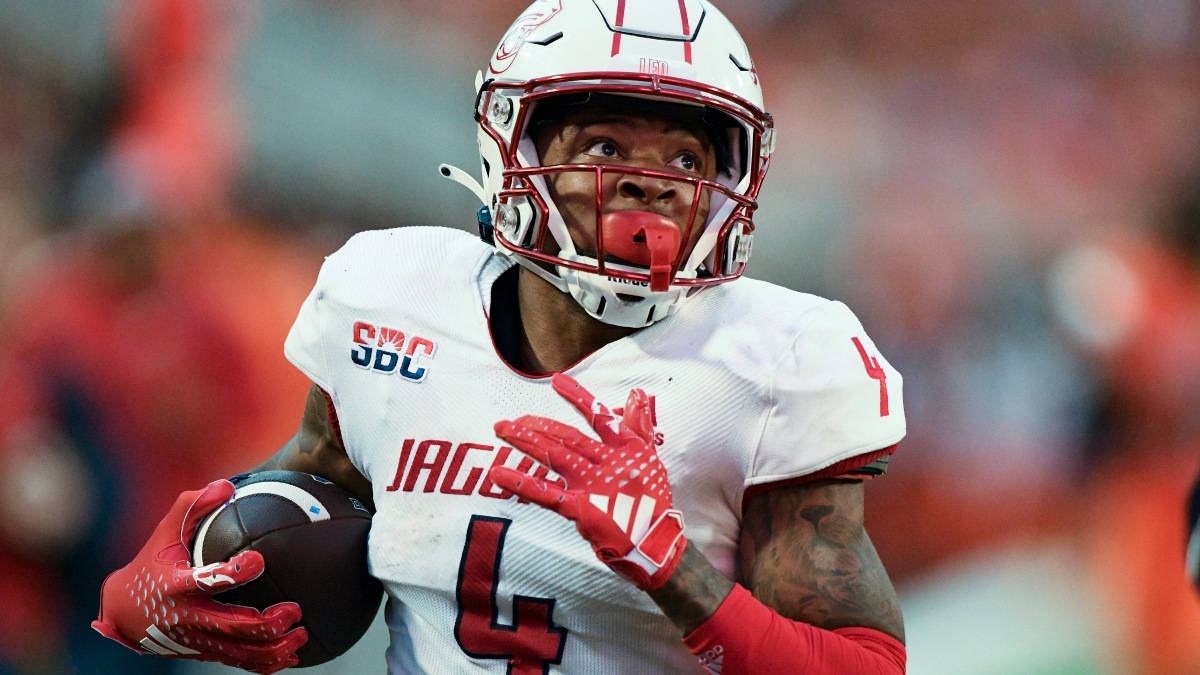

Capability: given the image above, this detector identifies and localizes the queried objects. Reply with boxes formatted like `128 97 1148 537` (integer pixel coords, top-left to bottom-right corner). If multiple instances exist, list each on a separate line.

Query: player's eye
669 152 702 174
584 140 620 158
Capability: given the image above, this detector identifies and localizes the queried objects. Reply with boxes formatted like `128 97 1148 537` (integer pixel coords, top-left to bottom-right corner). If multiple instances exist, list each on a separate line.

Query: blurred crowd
0 1 1198 674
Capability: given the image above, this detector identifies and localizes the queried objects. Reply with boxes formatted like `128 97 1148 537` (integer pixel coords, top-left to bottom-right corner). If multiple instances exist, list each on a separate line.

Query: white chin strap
557 254 692 328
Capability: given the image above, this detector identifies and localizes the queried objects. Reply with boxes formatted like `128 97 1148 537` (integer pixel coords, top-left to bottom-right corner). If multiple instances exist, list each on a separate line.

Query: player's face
534 106 719 265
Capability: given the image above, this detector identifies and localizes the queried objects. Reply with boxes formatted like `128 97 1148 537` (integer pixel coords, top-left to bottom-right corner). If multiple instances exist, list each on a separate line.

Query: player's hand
93 479 307 674
492 373 685 590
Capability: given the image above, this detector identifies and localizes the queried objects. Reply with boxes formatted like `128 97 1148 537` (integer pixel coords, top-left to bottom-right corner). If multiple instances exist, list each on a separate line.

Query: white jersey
284 227 905 674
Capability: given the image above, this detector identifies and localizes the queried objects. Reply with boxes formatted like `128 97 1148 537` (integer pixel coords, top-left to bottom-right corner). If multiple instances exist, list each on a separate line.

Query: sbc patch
350 321 436 381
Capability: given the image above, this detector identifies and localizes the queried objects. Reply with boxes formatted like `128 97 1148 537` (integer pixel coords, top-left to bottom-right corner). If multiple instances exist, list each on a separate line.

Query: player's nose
615 171 681 206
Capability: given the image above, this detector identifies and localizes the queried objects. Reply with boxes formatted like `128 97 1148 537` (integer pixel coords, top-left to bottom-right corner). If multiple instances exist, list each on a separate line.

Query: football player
93 1 908 673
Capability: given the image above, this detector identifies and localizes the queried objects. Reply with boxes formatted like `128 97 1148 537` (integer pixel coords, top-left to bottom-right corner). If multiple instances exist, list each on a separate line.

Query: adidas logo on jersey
350 320 436 381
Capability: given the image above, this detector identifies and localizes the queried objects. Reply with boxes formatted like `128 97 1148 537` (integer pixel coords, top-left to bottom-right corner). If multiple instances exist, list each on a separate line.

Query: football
191 470 383 667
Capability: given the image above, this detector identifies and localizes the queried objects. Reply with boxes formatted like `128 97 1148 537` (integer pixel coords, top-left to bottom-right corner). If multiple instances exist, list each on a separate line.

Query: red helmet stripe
677 0 692 63
611 0 627 56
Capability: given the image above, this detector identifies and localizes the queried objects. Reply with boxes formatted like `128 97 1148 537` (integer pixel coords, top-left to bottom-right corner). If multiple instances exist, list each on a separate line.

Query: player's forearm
646 540 735 635
649 542 905 674
250 441 292 473
245 385 374 508
681 584 906 674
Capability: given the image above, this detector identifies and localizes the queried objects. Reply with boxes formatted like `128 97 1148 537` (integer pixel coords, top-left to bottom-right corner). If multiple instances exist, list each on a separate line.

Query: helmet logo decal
729 53 759 86
639 58 669 76
490 0 563 75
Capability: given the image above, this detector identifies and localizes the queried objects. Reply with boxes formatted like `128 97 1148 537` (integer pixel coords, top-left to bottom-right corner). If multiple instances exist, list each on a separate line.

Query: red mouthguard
600 211 681 292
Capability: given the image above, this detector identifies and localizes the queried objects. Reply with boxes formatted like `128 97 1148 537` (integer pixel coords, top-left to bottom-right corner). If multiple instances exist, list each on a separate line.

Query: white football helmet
440 0 775 327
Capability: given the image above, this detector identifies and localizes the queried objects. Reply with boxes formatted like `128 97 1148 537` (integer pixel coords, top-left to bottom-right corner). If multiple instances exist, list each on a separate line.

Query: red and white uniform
284 227 905 674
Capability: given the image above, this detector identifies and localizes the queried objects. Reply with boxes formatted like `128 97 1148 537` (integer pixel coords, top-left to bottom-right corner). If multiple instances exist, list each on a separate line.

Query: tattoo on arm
253 385 333 472
740 479 904 642
647 542 735 636
252 384 374 510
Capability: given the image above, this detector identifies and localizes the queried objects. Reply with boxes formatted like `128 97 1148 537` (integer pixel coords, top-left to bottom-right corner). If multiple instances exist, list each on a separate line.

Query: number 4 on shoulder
851 337 890 417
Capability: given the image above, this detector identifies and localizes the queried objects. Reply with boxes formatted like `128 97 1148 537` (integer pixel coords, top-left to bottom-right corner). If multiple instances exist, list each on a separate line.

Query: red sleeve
683 584 905 674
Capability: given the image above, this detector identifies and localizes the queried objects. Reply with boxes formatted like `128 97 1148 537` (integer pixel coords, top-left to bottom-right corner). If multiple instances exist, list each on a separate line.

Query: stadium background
0 1 1198 673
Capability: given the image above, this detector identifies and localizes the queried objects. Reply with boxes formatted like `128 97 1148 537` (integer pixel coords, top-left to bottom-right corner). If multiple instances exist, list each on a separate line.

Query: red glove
492 373 685 590
93 479 308 674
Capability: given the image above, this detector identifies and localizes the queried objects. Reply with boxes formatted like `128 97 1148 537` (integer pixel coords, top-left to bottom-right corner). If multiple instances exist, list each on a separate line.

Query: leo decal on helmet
440 0 775 328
